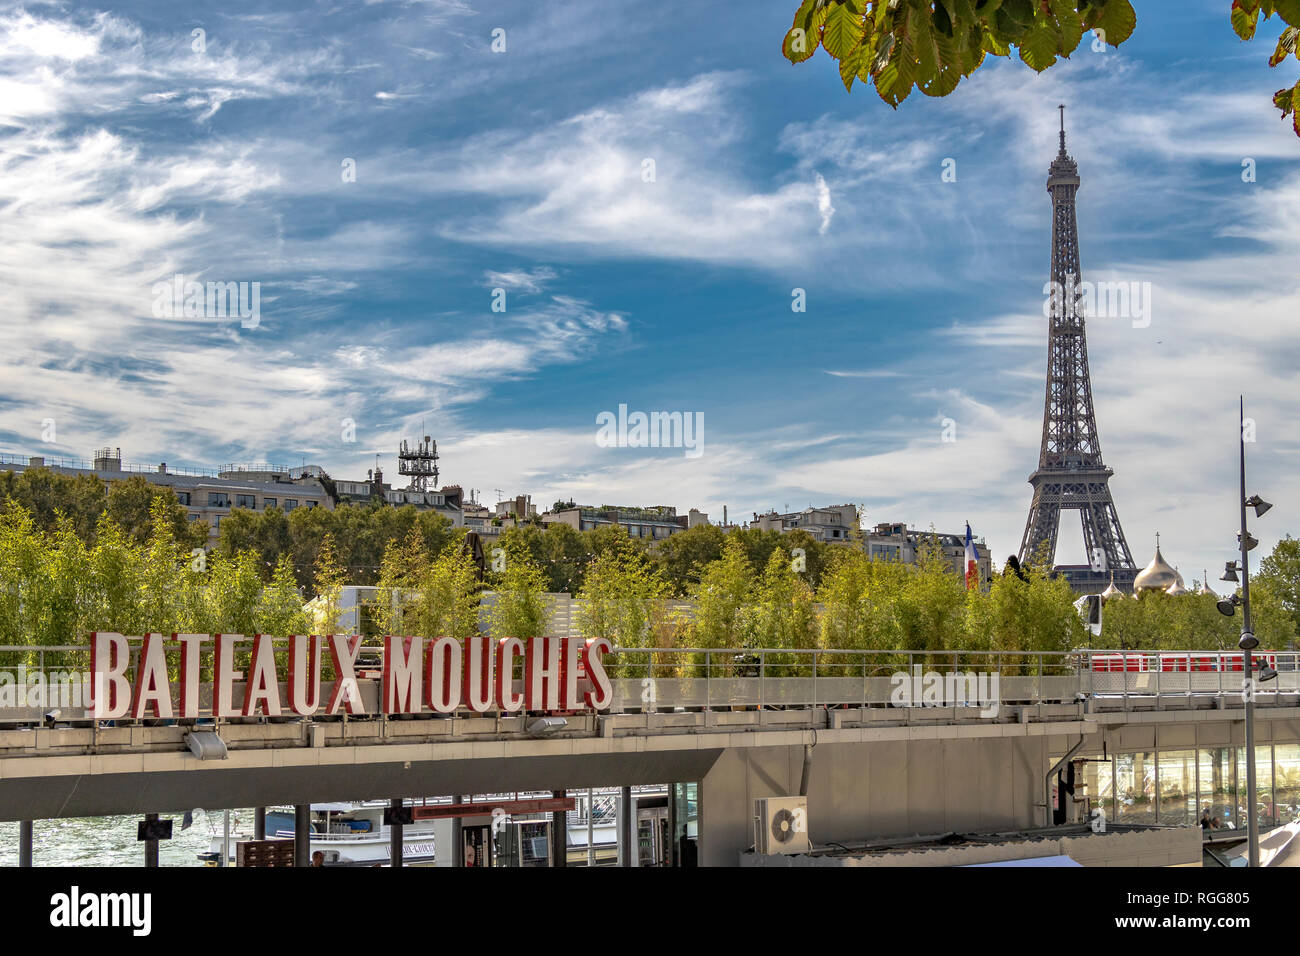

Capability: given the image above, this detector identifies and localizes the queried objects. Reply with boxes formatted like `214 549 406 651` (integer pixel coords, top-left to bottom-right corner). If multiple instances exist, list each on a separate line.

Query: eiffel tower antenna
1018 106 1136 594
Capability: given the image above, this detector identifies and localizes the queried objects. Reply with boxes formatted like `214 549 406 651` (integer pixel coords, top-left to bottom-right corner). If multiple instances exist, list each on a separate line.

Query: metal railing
0 643 1294 727
0 452 221 478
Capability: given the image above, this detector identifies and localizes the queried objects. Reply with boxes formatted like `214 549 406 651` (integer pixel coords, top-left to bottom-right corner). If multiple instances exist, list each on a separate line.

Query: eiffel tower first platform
1017 108 1136 594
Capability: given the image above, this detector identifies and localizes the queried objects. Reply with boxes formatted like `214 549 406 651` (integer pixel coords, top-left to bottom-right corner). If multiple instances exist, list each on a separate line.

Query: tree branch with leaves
781 0 1300 137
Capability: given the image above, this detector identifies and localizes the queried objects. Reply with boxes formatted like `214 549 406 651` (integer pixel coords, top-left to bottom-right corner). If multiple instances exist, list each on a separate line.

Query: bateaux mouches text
90 633 614 720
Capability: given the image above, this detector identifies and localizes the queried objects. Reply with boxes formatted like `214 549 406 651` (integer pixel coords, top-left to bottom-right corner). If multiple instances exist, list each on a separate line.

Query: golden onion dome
1099 575 1125 602
1166 577 1190 597
1133 541 1181 593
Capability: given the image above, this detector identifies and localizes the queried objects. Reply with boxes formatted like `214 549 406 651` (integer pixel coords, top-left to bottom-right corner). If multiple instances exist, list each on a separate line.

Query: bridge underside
0 748 727 822
4 696 1300 867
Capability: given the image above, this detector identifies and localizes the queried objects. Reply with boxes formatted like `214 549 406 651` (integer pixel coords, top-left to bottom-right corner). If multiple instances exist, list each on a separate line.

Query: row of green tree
3 468 1299 659
0 500 346 650
370 528 1300 665
2 468 834 595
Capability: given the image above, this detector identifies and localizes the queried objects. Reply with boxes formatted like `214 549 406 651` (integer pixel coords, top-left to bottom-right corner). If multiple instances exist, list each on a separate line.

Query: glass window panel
1199 747 1237 830
1240 746 1276 830
1080 756 1115 825
1274 744 1300 826
674 782 698 842
1116 752 1156 825
1158 750 1197 826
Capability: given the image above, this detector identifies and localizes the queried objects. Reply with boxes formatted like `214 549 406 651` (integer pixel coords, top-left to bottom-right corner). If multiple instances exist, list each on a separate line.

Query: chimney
157 463 167 474
28 456 44 467
93 447 122 472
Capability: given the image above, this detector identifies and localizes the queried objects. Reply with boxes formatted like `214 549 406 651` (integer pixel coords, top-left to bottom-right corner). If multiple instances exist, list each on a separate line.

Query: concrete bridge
1 645 1297 865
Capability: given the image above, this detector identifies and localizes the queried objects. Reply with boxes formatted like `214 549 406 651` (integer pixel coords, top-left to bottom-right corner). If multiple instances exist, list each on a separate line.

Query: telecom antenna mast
398 435 439 492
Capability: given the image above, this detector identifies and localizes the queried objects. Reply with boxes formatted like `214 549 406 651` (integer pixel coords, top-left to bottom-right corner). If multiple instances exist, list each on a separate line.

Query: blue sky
1 0 1298 583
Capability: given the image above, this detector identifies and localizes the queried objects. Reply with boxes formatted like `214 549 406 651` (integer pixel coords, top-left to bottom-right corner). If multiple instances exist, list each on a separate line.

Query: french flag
964 522 979 590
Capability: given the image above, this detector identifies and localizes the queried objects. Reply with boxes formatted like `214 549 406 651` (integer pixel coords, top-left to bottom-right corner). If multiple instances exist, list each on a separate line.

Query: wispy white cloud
1 0 1298 594
482 266 557 294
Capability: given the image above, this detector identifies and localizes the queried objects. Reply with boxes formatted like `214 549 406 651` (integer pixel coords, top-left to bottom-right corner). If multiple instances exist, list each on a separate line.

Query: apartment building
864 521 993 583
1 449 331 543
541 503 689 542
754 504 859 543
1 445 465 544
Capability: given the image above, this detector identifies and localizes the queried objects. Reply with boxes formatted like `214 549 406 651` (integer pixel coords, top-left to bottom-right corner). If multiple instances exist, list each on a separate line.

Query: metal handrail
0 642 1288 657
0 645 1293 725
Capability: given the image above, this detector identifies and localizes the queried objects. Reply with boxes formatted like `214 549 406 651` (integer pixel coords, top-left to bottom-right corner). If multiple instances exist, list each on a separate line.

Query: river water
0 811 226 866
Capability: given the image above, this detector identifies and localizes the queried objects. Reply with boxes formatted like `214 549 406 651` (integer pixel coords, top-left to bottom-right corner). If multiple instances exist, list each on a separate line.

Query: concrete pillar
222 810 231 868
390 798 404 868
253 807 266 841
619 786 633 867
18 821 32 868
551 789 566 867
432 818 455 867
143 813 159 868
451 795 464 867
667 784 678 868
294 804 310 867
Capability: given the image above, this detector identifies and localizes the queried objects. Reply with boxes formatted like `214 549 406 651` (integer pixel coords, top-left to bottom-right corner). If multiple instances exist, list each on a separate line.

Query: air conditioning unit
753 796 810 855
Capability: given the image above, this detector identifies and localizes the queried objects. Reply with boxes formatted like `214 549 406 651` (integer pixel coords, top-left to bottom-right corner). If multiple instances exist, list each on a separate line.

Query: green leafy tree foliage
964 558 1086 671
373 531 481 639
488 544 551 640
137 498 188 634
105 475 208 549
493 521 657 595
1100 583 1294 652
726 527 834 593
0 502 338 653
815 545 914 667
216 501 457 589
497 522 591 593
37 517 89 653
781 0 1300 136
372 528 430 636
0 468 109 541
816 542 875 661
895 536 969 655
0 508 45 648
204 549 265 636
576 541 671 677
308 533 348 633
1257 536 1300 642
684 538 755 675
84 514 146 637
214 506 293 576
749 549 819 675
784 528 834 591
256 556 309 638
413 547 483 640
652 523 727 594
0 468 206 549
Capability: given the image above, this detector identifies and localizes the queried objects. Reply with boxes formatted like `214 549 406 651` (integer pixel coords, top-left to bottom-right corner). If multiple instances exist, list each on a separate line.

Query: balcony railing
0 643 1294 728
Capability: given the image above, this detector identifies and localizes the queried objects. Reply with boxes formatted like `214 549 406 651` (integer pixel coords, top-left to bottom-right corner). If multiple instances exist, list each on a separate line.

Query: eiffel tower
1017 106 1136 593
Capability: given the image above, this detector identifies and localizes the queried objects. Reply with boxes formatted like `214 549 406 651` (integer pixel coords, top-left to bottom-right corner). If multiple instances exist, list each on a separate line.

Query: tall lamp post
1217 396 1275 868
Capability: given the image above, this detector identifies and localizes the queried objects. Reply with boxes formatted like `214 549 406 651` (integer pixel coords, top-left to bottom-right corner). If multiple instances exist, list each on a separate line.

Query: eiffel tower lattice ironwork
1017 106 1136 591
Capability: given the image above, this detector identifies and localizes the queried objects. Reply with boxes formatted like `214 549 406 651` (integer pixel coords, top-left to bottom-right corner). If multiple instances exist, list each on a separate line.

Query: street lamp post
1218 397 1276 868
1237 397 1260 870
